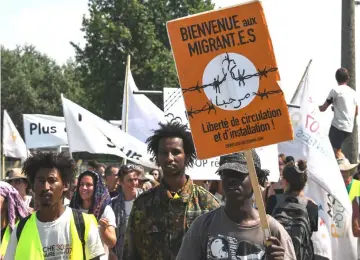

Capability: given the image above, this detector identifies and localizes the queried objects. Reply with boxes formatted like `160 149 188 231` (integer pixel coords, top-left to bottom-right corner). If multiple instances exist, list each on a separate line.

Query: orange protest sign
167 1 293 159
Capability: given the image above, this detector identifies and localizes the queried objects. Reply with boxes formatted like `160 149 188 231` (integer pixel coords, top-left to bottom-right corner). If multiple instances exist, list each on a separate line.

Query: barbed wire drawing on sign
182 52 278 94
187 101 217 119
253 89 283 100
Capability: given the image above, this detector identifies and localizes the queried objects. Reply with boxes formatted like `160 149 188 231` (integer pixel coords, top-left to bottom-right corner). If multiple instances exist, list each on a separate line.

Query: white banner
2 110 28 160
163 88 280 181
278 73 356 259
61 96 155 168
22 115 122 149
122 70 165 143
23 114 68 149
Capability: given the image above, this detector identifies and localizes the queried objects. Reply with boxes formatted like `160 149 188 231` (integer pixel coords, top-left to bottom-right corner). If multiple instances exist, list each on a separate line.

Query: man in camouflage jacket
123 122 220 259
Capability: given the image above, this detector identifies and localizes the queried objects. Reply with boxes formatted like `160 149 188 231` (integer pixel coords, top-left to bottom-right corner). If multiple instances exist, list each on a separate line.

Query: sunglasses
120 164 144 172
9 179 25 185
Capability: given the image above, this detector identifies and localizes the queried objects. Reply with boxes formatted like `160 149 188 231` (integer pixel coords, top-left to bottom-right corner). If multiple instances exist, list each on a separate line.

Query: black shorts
329 125 350 149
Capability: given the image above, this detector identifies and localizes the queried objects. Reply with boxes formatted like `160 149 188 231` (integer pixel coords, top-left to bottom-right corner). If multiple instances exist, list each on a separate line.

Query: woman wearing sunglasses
70 170 117 258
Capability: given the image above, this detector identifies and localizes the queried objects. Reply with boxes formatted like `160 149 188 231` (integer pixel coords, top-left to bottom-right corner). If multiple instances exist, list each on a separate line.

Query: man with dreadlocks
176 150 296 260
123 122 220 260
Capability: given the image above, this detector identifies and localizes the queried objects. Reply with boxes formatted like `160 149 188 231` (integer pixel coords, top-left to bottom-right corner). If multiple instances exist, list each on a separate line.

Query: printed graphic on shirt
207 235 265 260
43 244 72 260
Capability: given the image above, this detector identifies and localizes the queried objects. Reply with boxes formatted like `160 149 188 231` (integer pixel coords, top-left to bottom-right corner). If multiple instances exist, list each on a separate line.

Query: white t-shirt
4 207 105 260
63 198 70 207
23 195 32 208
327 85 357 132
124 200 134 227
80 205 116 257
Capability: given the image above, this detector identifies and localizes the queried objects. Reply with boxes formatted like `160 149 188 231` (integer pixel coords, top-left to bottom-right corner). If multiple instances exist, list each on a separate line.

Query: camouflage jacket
123 176 220 260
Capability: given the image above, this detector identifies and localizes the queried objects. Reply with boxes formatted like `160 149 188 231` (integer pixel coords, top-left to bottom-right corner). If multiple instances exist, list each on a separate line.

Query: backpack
272 195 314 260
16 209 86 260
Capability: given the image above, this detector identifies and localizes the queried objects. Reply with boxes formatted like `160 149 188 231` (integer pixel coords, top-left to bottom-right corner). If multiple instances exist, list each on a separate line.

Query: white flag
62 96 155 168
278 73 356 260
2 110 27 160
122 70 165 143
23 114 68 148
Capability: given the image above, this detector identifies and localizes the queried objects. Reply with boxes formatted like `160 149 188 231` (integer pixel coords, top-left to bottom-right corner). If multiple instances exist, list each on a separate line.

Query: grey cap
216 150 261 174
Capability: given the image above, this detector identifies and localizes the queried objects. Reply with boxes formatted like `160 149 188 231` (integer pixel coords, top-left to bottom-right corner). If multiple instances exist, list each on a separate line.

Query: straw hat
6 168 28 183
337 158 358 171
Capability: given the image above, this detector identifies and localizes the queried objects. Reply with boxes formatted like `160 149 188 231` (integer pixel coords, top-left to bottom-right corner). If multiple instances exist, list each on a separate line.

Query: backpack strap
72 209 86 260
16 214 32 241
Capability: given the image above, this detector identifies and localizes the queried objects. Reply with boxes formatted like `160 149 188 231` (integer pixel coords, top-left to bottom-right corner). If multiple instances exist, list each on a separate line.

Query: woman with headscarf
69 170 116 258
0 181 30 257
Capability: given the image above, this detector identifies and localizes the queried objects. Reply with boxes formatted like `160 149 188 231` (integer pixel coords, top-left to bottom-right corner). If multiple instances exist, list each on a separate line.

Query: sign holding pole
167 0 293 241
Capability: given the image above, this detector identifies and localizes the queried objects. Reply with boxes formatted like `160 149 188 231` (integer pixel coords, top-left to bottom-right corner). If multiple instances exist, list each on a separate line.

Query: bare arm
99 218 117 248
319 100 331 112
355 105 358 117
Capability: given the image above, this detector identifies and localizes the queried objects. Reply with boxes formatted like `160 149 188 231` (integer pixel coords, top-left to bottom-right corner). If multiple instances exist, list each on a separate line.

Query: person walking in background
64 177 78 206
5 168 34 211
337 157 360 260
149 168 162 182
266 160 318 260
110 164 143 260
104 164 120 198
70 170 116 258
0 181 30 258
319 68 358 159
5 151 105 260
124 122 220 260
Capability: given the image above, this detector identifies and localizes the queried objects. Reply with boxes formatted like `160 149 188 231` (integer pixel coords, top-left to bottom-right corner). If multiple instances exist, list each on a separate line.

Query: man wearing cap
176 150 296 260
6 168 33 210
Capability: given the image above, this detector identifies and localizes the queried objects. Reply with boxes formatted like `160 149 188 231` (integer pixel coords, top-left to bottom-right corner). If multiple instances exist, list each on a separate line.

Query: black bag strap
72 209 86 260
16 214 32 241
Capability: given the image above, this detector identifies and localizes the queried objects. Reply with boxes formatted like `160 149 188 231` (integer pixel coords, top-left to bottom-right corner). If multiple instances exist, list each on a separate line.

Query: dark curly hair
146 122 196 167
282 159 308 192
335 68 349 84
22 151 75 186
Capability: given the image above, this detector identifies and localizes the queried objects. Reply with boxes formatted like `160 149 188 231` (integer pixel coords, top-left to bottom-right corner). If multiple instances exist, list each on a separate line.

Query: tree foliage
1 45 86 132
72 0 214 119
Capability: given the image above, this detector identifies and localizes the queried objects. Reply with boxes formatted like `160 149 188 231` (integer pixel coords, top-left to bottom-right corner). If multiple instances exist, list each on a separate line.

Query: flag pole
290 59 312 104
123 55 131 165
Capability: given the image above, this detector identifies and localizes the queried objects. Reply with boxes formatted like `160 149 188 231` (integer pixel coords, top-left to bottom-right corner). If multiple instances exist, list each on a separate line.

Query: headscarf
69 170 111 220
0 181 30 230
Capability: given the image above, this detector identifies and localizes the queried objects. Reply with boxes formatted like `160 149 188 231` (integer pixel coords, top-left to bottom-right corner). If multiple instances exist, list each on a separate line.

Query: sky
1 0 359 107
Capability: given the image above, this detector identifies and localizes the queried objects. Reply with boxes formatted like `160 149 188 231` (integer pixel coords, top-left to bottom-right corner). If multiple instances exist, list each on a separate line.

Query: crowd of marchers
1 68 360 260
